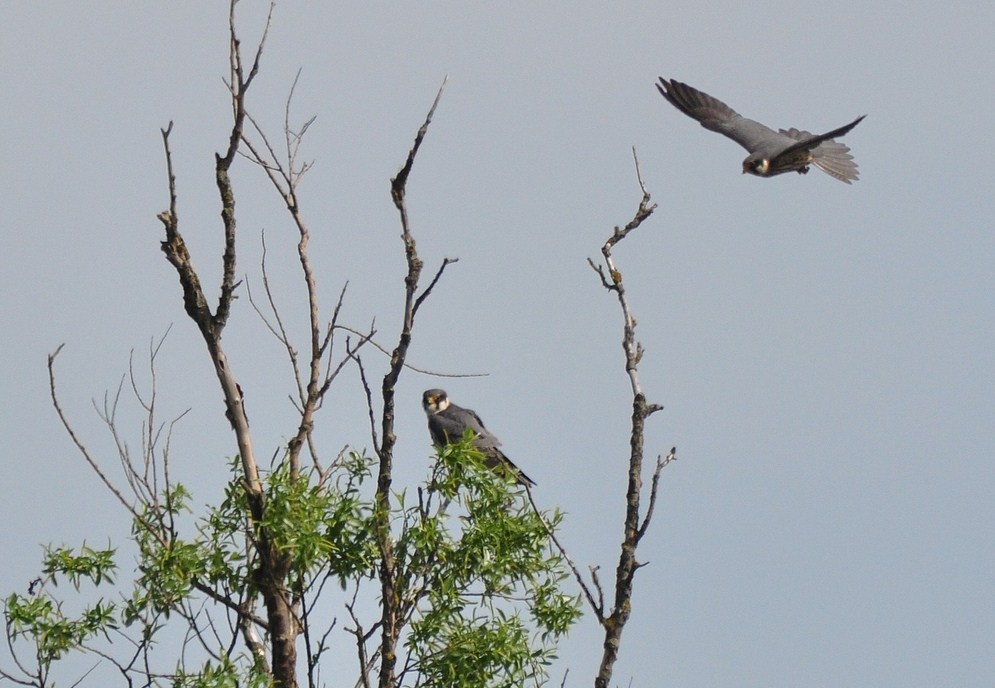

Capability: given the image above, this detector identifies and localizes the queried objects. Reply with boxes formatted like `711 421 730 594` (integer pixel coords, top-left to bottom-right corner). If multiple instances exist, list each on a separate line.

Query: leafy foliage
170 654 274 688
5 545 118 672
2 442 579 687
400 436 581 687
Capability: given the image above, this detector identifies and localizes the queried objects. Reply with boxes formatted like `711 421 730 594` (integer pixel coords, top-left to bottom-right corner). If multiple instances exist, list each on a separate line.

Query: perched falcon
656 78 865 183
422 389 535 488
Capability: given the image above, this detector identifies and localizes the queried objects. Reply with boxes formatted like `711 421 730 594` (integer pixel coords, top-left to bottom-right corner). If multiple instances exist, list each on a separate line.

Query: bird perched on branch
422 389 535 488
656 77 865 183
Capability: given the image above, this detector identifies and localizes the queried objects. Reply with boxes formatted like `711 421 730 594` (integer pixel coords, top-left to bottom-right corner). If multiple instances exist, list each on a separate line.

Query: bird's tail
781 127 860 184
485 449 536 488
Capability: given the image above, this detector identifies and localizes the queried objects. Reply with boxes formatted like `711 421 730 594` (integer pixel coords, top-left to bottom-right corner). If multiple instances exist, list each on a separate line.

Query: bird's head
422 389 450 415
742 155 769 176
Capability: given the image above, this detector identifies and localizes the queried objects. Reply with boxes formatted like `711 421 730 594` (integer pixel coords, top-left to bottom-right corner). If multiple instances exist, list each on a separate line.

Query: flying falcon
656 77 865 183
422 389 535 488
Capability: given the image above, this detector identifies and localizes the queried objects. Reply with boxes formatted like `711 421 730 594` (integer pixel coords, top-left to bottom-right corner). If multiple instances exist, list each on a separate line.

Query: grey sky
2 2 993 686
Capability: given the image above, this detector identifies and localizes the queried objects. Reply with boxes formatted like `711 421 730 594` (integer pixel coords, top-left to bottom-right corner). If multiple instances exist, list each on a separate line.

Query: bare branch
391 76 448 206
590 565 606 617
353 349 379 453
248 231 304 400
588 148 675 688
238 598 270 675
593 148 657 399
526 489 603 621
283 69 316 187
156 6 310 687
374 76 448 688
606 148 656 249
346 599 372 688
48 346 148 530
380 76 450 457
638 447 676 540
66 661 101 688
412 257 458 317
336 324 486 378
188 580 270 633
157 124 259 496
322 282 350 366
237 73 341 482
0 646 41 687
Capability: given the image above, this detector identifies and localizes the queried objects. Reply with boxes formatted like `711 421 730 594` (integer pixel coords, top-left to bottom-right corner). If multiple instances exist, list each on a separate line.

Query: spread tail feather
781 127 860 184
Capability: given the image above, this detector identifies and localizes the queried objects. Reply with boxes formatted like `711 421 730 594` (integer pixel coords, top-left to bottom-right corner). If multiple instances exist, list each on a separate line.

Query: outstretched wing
777 115 865 183
657 78 783 154
776 115 865 157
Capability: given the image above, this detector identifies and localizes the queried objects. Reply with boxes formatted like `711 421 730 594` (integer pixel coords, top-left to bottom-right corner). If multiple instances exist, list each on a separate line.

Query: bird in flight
656 78 865 183
422 389 535 488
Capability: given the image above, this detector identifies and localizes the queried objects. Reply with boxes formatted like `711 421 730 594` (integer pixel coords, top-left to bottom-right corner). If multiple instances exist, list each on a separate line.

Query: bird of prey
656 77 865 183
422 389 535 488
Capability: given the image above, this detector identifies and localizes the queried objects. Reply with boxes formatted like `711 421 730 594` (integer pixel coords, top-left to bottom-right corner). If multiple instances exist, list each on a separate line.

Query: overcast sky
2 2 994 686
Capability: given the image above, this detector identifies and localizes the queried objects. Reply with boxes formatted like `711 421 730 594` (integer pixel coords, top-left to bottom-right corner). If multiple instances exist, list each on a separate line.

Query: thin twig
346 595 372 688
48 346 149 530
526 489 603 621
336 324 485 378
638 447 676 540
